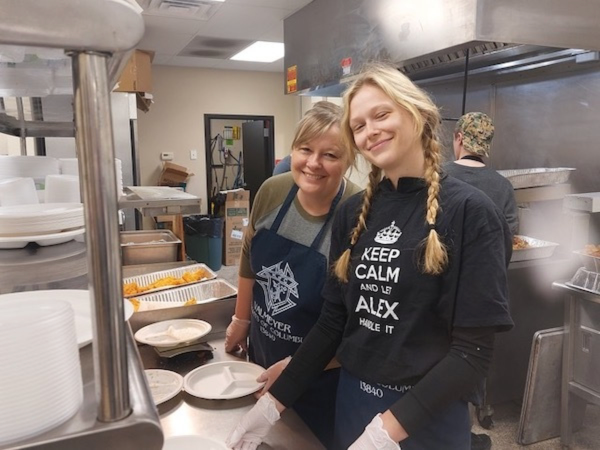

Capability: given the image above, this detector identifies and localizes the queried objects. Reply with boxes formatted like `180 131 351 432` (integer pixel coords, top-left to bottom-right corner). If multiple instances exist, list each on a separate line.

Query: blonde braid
334 166 382 282
421 132 448 274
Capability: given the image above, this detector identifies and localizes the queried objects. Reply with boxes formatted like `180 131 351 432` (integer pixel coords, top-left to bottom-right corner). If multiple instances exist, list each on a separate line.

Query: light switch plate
190 149 198 160
161 152 174 161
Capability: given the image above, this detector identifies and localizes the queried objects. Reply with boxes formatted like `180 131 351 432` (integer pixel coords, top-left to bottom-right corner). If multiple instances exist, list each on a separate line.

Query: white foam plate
162 435 228 450
0 290 134 348
0 227 85 249
183 361 265 400
144 369 184 406
134 319 212 348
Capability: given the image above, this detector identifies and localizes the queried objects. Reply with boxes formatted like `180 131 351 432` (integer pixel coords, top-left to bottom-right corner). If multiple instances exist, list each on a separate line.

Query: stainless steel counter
138 335 324 449
125 262 325 449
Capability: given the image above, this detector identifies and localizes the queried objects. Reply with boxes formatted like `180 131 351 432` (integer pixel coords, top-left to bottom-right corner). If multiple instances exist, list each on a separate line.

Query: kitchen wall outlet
160 152 174 161
190 149 198 160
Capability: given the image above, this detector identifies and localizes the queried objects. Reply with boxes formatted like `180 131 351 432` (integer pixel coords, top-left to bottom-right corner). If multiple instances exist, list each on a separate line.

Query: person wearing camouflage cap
444 112 518 235
455 112 495 157
445 114 517 450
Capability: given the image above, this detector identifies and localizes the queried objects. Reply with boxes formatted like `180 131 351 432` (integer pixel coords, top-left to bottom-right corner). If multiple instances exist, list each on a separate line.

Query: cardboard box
114 50 154 93
158 162 193 188
222 189 250 266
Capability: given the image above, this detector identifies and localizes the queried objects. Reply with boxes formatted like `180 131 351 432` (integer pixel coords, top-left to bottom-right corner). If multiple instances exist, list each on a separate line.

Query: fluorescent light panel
230 41 284 63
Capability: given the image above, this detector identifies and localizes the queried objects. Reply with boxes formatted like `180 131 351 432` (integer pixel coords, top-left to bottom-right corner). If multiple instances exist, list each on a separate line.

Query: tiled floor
473 401 599 449
216 264 600 449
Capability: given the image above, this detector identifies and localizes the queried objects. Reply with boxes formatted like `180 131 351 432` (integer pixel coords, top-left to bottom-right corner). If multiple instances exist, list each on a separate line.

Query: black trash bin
183 215 223 271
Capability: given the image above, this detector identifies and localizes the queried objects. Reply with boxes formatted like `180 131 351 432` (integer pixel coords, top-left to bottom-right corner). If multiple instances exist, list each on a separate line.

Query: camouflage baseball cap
455 112 494 157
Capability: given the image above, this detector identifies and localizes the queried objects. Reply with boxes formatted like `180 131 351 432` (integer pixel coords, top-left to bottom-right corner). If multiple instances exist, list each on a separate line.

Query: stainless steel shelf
119 187 202 217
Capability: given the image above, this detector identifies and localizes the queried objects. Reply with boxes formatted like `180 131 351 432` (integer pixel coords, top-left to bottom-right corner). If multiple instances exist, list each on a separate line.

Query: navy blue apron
334 369 471 450
249 182 344 448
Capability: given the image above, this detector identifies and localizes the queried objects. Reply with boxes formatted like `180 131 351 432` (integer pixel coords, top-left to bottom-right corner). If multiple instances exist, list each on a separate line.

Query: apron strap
270 184 300 233
270 180 346 249
310 180 345 249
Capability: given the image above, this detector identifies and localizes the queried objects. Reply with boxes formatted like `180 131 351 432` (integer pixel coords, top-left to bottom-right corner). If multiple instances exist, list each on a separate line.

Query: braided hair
334 63 447 282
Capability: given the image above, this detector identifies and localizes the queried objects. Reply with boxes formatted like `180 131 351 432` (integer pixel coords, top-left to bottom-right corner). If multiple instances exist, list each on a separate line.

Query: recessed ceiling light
230 41 284 63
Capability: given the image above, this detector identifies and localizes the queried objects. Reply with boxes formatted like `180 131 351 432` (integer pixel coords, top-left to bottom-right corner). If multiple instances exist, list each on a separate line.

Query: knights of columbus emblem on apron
256 261 299 316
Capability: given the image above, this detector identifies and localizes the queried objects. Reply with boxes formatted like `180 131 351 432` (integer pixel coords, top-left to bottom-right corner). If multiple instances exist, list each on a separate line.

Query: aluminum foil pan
511 235 559 262
573 250 600 273
497 168 575 189
129 278 237 312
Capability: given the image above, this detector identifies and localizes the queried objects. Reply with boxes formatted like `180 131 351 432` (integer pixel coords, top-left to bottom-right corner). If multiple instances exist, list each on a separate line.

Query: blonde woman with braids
227 64 513 450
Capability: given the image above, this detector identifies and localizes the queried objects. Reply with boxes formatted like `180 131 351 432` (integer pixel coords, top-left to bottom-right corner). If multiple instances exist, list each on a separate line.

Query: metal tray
511 235 559 262
567 267 600 294
573 250 600 273
129 278 237 312
517 328 587 445
120 230 181 265
123 263 217 298
498 167 575 189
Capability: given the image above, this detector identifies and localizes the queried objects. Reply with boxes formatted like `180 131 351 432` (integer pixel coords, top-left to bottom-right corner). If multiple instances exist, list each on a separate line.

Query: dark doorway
204 114 275 213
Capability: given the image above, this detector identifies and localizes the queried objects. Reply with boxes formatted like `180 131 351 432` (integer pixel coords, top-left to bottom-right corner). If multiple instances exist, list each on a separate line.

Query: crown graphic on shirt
374 221 402 245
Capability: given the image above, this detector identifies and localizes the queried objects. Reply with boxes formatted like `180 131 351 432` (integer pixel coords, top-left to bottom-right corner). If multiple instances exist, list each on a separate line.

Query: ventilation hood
283 0 600 95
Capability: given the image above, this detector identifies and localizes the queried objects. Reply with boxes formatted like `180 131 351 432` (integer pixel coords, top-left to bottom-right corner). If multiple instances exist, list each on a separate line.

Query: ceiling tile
225 0 313 11
152 53 174 65
142 13 207 35
138 29 195 54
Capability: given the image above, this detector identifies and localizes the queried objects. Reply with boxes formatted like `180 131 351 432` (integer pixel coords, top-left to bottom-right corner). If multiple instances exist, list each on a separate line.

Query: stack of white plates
0 299 83 446
0 203 84 249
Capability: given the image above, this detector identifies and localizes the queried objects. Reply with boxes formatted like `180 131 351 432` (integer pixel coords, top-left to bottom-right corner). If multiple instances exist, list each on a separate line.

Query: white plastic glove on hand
225 315 250 353
226 393 281 450
348 414 401 450
255 356 291 399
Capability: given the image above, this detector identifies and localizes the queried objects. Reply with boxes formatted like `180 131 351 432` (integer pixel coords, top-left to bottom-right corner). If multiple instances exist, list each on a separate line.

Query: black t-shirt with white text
319 175 514 387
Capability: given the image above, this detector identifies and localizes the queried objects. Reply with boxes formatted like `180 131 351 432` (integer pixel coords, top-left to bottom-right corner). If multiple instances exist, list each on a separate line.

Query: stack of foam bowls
0 155 60 190
0 299 83 446
0 177 39 206
59 158 124 196
45 174 81 203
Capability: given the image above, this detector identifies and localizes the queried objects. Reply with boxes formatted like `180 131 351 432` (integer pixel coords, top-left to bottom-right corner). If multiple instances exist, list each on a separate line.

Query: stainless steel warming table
552 282 600 449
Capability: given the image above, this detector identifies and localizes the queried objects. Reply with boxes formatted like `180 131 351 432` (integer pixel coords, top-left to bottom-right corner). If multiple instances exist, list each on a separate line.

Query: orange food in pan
583 244 600 257
512 236 530 250
123 268 211 296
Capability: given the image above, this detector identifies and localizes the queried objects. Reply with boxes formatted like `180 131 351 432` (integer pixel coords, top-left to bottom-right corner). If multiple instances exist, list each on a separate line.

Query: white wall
137 66 301 213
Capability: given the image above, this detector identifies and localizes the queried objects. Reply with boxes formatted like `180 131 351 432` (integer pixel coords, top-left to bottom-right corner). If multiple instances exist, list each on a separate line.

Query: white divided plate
0 227 85 249
162 435 228 450
183 361 265 400
134 319 212 348
144 369 184 405
0 290 134 348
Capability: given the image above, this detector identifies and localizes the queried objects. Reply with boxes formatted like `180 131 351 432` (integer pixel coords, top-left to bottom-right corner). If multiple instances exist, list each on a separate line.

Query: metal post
70 51 131 422
15 96 27 155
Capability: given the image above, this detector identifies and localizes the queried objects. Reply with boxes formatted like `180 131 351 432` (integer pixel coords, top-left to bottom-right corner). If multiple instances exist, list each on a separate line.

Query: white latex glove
225 315 250 353
348 414 401 450
255 356 291 399
226 393 281 450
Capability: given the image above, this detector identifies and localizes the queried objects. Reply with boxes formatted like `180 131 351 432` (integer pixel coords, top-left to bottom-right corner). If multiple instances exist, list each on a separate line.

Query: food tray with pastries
127 278 237 313
511 235 559 262
573 244 600 273
123 263 217 298
497 167 575 189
